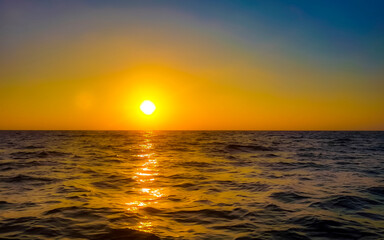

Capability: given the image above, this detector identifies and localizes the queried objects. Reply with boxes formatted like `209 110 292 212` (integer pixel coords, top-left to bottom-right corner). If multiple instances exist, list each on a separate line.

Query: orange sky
0 1 383 130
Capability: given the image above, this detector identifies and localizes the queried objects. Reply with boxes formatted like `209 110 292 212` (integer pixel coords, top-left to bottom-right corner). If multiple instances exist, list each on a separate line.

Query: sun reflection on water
125 131 165 233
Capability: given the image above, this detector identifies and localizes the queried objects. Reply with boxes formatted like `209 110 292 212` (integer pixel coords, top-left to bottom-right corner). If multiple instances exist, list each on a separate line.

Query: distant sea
0 131 383 239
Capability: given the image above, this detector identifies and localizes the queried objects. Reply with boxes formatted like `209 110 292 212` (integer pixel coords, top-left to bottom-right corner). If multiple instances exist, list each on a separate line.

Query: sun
140 100 156 115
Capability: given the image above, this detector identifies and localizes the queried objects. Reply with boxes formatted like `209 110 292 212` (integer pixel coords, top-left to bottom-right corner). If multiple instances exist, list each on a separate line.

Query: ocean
0 131 383 239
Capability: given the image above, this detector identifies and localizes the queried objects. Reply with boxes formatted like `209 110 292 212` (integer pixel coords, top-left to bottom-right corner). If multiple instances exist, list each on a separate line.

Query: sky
0 0 383 130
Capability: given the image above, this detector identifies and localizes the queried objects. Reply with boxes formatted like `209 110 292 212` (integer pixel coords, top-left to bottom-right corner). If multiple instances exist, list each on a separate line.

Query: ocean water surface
0 131 383 239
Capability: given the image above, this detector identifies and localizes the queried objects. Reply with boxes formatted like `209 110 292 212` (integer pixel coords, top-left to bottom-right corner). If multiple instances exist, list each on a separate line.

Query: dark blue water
0 131 383 239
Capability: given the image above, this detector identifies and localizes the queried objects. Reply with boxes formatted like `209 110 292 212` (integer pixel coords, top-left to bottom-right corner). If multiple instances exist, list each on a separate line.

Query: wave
366 186 384 197
214 180 270 192
56 185 89 194
270 191 309 203
356 211 384 220
93 228 160 240
168 208 246 222
179 161 214 168
16 145 44 150
287 215 379 239
174 182 197 188
0 174 58 183
10 150 71 159
310 195 381 210
92 181 123 190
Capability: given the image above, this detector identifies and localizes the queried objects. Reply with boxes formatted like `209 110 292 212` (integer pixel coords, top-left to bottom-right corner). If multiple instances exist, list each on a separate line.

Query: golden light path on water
126 131 165 233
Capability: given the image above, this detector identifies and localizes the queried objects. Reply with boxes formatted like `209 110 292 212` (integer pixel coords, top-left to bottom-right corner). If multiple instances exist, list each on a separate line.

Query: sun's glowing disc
140 100 156 115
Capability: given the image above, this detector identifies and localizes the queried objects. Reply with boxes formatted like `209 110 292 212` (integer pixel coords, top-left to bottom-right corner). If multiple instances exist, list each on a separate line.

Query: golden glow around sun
140 100 156 115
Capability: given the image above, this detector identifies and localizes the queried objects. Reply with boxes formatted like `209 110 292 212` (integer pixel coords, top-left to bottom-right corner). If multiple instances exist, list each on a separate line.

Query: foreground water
0 131 383 240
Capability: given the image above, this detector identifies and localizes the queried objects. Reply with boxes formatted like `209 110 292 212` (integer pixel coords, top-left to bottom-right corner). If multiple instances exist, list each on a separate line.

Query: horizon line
0 129 383 132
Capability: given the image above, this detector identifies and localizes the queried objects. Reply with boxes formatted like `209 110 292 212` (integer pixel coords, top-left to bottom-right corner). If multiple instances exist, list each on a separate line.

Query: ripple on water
10 150 71 159
310 195 381 211
270 191 309 203
0 174 59 183
366 186 384 197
